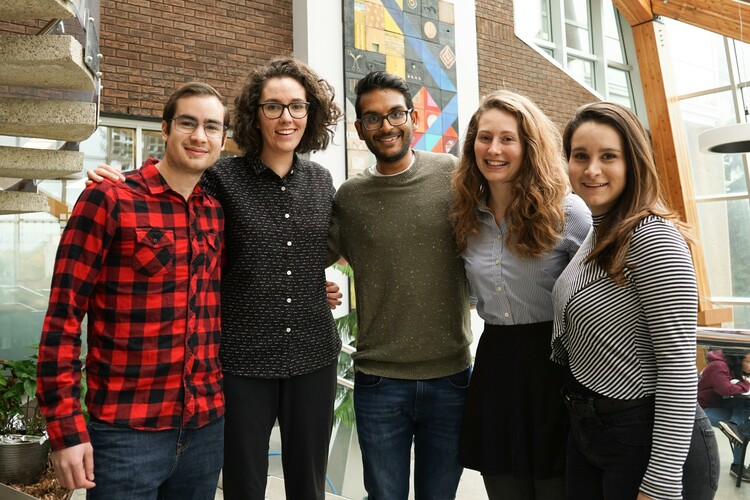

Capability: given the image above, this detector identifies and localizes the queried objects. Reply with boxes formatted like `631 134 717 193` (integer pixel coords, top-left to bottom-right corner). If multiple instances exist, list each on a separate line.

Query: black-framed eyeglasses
171 116 227 138
258 101 310 119
358 109 413 131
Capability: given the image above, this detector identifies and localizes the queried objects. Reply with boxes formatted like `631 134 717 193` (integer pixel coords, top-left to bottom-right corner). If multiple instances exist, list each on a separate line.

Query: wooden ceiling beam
618 0 750 41
611 0 653 26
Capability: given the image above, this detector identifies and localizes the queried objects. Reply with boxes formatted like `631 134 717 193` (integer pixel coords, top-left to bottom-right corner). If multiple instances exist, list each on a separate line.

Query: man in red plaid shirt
37 82 228 498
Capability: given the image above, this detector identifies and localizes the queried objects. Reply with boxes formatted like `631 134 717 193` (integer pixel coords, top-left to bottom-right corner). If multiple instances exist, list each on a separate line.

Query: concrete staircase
0 0 99 215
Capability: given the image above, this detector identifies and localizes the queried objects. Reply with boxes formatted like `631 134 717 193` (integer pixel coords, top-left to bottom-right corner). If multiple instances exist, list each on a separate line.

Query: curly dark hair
354 71 413 119
233 57 342 155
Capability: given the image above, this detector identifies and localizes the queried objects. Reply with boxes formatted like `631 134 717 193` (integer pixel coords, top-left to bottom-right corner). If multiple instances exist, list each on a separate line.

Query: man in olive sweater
329 71 472 499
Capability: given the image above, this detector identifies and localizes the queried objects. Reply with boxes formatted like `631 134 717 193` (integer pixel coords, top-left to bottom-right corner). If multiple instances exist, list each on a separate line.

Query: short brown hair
233 57 343 155
162 82 230 133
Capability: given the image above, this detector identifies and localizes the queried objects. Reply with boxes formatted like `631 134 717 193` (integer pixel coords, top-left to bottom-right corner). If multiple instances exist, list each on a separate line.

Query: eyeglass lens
172 117 225 137
361 109 411 130
260 102 310 119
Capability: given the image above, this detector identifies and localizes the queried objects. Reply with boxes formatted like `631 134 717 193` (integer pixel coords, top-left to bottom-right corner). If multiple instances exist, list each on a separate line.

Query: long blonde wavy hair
451 90 569 257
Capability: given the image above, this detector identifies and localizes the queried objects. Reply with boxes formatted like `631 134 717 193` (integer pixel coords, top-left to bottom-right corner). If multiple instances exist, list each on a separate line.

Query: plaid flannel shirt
37 161 224 451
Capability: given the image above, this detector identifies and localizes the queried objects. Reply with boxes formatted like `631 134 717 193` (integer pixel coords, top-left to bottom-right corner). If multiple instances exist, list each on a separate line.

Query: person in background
451 90 591 499
552 101 718 499
37 82 228 498
88 57 344 500
699 349 750 481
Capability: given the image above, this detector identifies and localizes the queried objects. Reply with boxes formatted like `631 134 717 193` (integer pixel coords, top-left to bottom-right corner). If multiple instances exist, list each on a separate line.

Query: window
514 0 643 114
667 19 750 328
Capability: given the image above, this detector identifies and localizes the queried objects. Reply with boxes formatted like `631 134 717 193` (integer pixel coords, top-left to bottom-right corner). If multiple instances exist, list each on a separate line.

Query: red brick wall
474 0 597 129
99 0 294 118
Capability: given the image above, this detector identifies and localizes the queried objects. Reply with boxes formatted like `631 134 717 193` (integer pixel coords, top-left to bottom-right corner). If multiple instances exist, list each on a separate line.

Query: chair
719 423 750 488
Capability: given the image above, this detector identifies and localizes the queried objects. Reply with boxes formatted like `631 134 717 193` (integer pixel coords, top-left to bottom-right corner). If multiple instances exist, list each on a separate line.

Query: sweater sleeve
628 219 697 500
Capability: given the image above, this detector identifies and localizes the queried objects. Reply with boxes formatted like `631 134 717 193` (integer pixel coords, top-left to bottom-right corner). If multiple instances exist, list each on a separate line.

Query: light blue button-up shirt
462 193 591 325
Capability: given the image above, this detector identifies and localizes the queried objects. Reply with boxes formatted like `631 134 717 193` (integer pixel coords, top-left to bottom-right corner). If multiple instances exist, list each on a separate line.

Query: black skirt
459 321 567 478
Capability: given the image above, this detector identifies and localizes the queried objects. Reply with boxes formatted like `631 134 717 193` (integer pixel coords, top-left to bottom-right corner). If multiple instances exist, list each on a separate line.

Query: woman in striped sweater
551 101 719 499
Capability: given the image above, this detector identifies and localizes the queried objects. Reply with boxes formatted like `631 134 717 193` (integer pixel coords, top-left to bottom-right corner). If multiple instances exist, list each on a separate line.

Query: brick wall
474 0 597 129
99 0 294 118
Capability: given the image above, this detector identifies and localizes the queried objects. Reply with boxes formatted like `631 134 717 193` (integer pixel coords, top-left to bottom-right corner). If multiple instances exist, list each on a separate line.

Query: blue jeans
353 369 469 500
86 416 224 500
705 400 750 465
566 401 718 500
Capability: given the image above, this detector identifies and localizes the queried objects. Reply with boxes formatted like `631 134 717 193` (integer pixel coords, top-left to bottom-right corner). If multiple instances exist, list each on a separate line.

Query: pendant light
698 0 750 154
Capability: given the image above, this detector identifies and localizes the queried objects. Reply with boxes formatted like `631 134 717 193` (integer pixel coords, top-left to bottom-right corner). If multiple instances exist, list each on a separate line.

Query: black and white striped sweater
552 214 698 500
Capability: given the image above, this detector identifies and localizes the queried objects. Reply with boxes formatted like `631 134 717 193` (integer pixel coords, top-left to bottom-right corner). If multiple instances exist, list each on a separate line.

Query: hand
50 442 96 490
636 492 653 500
326 280 343 309
85 164 126 186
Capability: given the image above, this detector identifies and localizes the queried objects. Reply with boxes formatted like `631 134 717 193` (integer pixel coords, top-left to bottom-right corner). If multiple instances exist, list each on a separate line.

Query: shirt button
504 312 510 318
287 298 292 303
495 259 500 265
284 213 290 218
287 270 292 275
281 186 286 191
287 241 292 246
496 286 503 292
286 327 291 333
497 234 501 240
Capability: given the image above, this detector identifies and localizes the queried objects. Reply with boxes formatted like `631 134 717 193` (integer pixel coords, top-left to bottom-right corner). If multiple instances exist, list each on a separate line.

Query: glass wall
667 20 750 328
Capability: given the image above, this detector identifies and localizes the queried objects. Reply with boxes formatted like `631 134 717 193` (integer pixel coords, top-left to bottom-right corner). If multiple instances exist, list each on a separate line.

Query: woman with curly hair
451 90 591 499
552 101 718 499
87 57 344 500
202 57 343 500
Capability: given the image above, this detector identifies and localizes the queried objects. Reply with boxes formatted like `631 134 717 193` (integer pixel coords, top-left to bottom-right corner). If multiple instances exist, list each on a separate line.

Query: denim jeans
705 399 750 465
566 401 718 500
86 416 224 500
353 369 469 500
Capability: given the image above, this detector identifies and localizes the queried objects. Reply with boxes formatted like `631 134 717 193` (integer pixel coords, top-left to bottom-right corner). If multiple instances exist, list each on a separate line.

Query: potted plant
0 352 50 485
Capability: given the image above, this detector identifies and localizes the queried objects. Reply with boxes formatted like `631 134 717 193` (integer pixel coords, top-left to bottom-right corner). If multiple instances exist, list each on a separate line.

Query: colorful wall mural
343 0 459 177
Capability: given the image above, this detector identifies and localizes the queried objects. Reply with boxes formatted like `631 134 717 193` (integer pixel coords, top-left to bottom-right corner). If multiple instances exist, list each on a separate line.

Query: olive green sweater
330 150 472 379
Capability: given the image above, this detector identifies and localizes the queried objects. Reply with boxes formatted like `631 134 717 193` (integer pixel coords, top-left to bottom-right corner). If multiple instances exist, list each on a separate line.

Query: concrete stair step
0 97 96 142
0 146 83 179
0 0 76 21
0 35 94 91
0 191 49 215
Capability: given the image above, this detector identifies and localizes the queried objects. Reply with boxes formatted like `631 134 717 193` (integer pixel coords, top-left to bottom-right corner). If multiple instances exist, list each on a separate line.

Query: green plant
0 355 45 436
332 263 357 428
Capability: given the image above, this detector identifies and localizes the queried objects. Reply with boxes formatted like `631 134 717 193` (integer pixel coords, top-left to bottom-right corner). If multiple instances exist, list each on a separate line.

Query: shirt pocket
202 229 220 276
133 227 175 276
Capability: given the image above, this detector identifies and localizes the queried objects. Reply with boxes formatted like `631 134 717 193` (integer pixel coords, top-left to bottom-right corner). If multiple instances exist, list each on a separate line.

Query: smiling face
473 108 524 189
567 120 627 216
257 76 308 164
161 94 226 176
355 88 418 173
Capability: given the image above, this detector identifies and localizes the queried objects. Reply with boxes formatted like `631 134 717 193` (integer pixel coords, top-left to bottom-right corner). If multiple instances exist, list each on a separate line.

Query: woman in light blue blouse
451 91 591 499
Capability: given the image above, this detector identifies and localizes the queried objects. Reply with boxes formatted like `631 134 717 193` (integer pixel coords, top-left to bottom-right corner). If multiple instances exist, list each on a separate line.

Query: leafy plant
0 355 45 436
332 263 357 428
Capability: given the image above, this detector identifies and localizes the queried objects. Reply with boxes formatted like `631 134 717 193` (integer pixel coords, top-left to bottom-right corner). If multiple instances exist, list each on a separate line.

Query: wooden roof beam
654 0 750 41
612 0 654 26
